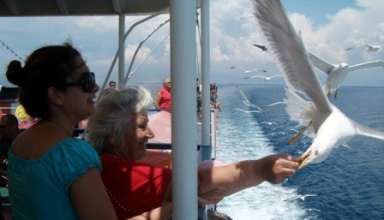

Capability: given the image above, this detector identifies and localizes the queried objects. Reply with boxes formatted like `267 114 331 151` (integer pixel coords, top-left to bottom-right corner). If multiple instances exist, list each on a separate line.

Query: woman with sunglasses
5 44 118 220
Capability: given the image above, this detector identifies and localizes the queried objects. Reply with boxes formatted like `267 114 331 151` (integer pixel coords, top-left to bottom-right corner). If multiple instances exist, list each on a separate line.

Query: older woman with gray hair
88 86 299 220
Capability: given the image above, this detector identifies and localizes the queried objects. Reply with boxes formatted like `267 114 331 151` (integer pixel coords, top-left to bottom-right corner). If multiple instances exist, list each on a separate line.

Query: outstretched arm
123 154 299 219
197 154 299 204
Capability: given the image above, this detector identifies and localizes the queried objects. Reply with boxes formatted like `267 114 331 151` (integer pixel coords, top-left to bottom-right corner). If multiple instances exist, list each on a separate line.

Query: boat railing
145 143 212 159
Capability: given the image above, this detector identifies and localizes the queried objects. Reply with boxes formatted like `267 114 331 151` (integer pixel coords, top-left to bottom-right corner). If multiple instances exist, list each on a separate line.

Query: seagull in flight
252 43 268 52
230 66 265 74
364 44 381 52
292 53 384 143
235 108 262 114
252 0 384 168
345 46 355 51
244 74 281 80
284 194 317 202
308 52 384 98
266 101 286 107
345 44 381 53
238 88 263 111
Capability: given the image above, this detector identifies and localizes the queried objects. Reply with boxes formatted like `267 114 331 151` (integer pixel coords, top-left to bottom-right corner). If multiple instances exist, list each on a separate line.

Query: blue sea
215 84 384 220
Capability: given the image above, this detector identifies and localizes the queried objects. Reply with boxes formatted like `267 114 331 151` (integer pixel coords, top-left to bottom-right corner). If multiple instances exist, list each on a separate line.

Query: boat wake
215 87 313 220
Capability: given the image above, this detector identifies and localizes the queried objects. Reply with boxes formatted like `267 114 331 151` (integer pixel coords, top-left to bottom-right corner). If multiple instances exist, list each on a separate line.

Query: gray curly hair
87 86 153 153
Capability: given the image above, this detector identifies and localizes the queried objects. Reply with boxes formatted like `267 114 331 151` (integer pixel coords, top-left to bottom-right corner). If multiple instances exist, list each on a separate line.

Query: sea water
215 84 384 220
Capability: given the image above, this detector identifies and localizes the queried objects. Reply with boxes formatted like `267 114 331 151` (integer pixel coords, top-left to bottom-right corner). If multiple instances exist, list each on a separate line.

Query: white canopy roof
0 0 170 16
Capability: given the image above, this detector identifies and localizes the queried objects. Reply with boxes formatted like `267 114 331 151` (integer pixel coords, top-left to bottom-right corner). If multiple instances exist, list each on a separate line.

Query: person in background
196 78 202 113
210 83 221 110
15 104 37 129
0 114 21 158
88 86 299 220
0 114 20 219
5 44 118 220
108 81 117 89
155 78 172 112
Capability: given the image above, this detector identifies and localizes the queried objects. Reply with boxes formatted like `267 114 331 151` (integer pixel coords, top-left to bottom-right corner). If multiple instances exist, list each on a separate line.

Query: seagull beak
298 148 312 169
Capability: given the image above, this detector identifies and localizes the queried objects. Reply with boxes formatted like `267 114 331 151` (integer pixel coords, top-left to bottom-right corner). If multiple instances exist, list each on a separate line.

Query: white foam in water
215 108 311 220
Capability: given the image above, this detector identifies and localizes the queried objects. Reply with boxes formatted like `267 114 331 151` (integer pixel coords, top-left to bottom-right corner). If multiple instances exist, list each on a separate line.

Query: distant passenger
88 86 299 220
0 114 20 158
155 78 172 111
15 104 36 129
5 44 118 220
196 78 202 113
210 83 221 110
108 81 117 89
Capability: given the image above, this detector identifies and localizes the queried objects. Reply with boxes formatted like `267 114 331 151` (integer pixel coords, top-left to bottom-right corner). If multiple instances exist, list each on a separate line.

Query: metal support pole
99 13 161 95
201 0 211 146
118 14 125 89
170 0 198 219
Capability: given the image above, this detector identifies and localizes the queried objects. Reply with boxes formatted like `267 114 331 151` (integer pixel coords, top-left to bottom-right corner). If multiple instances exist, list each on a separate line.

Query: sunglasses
64 72 96 93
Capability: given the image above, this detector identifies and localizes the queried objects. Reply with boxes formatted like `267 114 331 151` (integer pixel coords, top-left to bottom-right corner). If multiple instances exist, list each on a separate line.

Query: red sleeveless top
101 154 172 219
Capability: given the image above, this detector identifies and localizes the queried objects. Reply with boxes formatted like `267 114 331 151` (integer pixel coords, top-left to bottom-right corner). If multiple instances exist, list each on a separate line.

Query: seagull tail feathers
354 122 384 141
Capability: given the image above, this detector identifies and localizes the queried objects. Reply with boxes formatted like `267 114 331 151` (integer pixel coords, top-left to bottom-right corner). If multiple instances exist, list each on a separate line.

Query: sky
1 0 384 87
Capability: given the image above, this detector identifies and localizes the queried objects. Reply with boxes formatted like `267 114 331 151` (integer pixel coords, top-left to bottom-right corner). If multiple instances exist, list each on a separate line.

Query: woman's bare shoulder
12 123 68 160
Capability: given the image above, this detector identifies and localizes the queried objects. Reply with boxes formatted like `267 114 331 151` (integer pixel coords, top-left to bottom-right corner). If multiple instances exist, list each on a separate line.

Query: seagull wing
245 68 261 74
266 101 286 107
235 108 261 114
252 0 332 115
249 75 266 79
308 53 335 75
349 60 384 72
253 43 268 51
238 88 263 111
239 88 252 105
345 46 355 51
269 74 282 79
364 44 381 52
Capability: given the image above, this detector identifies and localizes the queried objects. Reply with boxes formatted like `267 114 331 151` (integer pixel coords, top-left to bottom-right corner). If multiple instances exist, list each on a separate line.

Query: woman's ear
47 86 65 106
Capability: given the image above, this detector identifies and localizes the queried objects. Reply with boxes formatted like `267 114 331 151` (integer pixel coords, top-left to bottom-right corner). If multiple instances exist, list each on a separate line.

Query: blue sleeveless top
8 138 101 220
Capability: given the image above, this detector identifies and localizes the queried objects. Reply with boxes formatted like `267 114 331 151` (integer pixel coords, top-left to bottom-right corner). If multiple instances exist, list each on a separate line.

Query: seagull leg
288 121 312 144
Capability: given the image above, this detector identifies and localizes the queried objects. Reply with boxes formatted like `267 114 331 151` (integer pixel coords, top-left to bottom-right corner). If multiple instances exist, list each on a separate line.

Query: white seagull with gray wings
252 0 384 168
308 53 384 98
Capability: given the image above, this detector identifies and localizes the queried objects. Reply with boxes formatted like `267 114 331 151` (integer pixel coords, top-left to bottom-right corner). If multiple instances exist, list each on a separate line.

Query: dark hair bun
6 60 25 86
